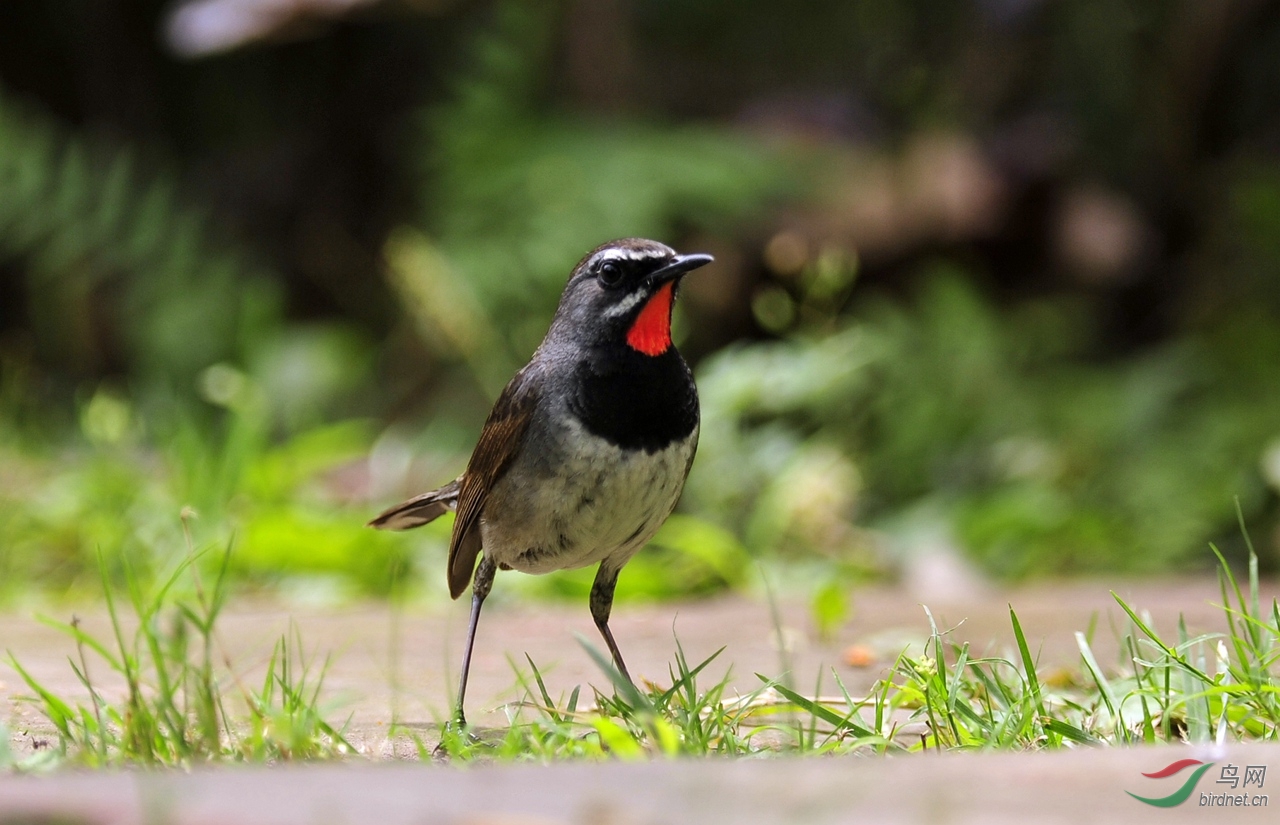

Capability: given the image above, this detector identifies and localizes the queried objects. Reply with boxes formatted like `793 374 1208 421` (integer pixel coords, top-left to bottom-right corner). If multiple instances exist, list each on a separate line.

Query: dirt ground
3 577 1276 757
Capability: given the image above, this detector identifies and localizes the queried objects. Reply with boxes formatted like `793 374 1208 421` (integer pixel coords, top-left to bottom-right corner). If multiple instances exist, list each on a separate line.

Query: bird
369 238 713 725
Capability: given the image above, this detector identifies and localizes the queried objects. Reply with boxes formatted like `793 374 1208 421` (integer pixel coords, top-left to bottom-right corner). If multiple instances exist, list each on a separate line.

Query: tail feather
368 479 460 530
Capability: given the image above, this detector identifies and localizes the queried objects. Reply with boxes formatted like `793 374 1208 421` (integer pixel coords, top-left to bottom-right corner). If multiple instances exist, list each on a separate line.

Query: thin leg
590 565 632 683
454 554 496 726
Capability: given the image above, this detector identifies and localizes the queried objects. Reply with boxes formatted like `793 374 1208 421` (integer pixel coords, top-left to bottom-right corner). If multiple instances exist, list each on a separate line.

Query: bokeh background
3 0 1280 610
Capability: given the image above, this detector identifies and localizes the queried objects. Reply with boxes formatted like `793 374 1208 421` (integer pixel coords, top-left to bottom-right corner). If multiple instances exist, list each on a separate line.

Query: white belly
479 416 696 574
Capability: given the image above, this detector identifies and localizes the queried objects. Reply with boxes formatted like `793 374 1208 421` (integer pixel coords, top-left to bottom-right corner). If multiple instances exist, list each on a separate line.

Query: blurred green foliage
0 386 411 600
0 87 278 386
2 0 1280 603
692 264 1280 577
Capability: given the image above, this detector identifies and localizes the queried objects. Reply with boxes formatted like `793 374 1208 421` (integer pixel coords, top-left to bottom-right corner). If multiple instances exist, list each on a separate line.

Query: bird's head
548 238 714 357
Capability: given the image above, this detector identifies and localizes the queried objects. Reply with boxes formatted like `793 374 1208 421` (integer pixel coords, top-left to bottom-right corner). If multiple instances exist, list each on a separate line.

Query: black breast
569 347 699 452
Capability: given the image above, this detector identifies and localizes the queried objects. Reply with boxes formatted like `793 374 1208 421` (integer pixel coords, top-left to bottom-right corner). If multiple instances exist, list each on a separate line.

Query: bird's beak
648 253 714 285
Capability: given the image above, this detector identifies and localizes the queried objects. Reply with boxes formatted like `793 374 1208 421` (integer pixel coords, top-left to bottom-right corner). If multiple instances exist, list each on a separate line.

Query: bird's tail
367 479 460 530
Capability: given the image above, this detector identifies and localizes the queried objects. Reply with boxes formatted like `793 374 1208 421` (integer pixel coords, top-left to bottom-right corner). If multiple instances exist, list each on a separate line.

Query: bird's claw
432 717 480 758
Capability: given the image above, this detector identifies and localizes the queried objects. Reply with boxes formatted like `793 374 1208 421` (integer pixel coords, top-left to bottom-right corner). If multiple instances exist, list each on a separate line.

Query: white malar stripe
601 288 649 319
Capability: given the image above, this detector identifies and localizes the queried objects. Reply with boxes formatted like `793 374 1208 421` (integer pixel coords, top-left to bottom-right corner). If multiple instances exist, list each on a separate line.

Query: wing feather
447 366 540 598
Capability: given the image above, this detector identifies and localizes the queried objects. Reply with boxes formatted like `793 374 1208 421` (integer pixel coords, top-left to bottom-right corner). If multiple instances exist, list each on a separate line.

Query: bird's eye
597 260 623 287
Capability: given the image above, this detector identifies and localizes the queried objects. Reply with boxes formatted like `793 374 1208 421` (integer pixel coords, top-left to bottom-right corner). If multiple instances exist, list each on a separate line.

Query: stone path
1 743 1277 823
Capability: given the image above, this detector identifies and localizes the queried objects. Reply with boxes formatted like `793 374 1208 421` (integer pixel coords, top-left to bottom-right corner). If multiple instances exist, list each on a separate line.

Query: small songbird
370 238 713 724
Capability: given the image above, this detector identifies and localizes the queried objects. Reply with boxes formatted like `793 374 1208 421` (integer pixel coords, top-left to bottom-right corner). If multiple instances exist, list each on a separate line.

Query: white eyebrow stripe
597 248 670 263
601 289 649 319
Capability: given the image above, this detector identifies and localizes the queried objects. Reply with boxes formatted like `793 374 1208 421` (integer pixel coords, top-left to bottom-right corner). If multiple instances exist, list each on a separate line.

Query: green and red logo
1127 759 1215 807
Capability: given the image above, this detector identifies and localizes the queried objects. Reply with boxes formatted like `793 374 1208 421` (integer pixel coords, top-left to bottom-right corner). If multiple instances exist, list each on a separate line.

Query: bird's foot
431 717 480 759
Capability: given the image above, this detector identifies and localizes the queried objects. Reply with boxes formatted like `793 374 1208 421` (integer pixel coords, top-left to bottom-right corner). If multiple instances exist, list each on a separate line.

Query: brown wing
447 365 540 598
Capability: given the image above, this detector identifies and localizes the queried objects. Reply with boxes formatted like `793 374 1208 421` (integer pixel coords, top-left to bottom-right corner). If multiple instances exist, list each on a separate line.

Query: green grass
4 526 352 769
4 526 1278 769
427 511 1279 760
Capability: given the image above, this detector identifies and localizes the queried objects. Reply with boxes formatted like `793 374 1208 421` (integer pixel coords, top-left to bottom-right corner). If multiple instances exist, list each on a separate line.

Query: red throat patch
626 282 675 356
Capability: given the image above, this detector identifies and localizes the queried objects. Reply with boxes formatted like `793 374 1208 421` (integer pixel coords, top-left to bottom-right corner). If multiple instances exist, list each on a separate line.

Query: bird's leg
589 565 632 684
454 554 497 727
